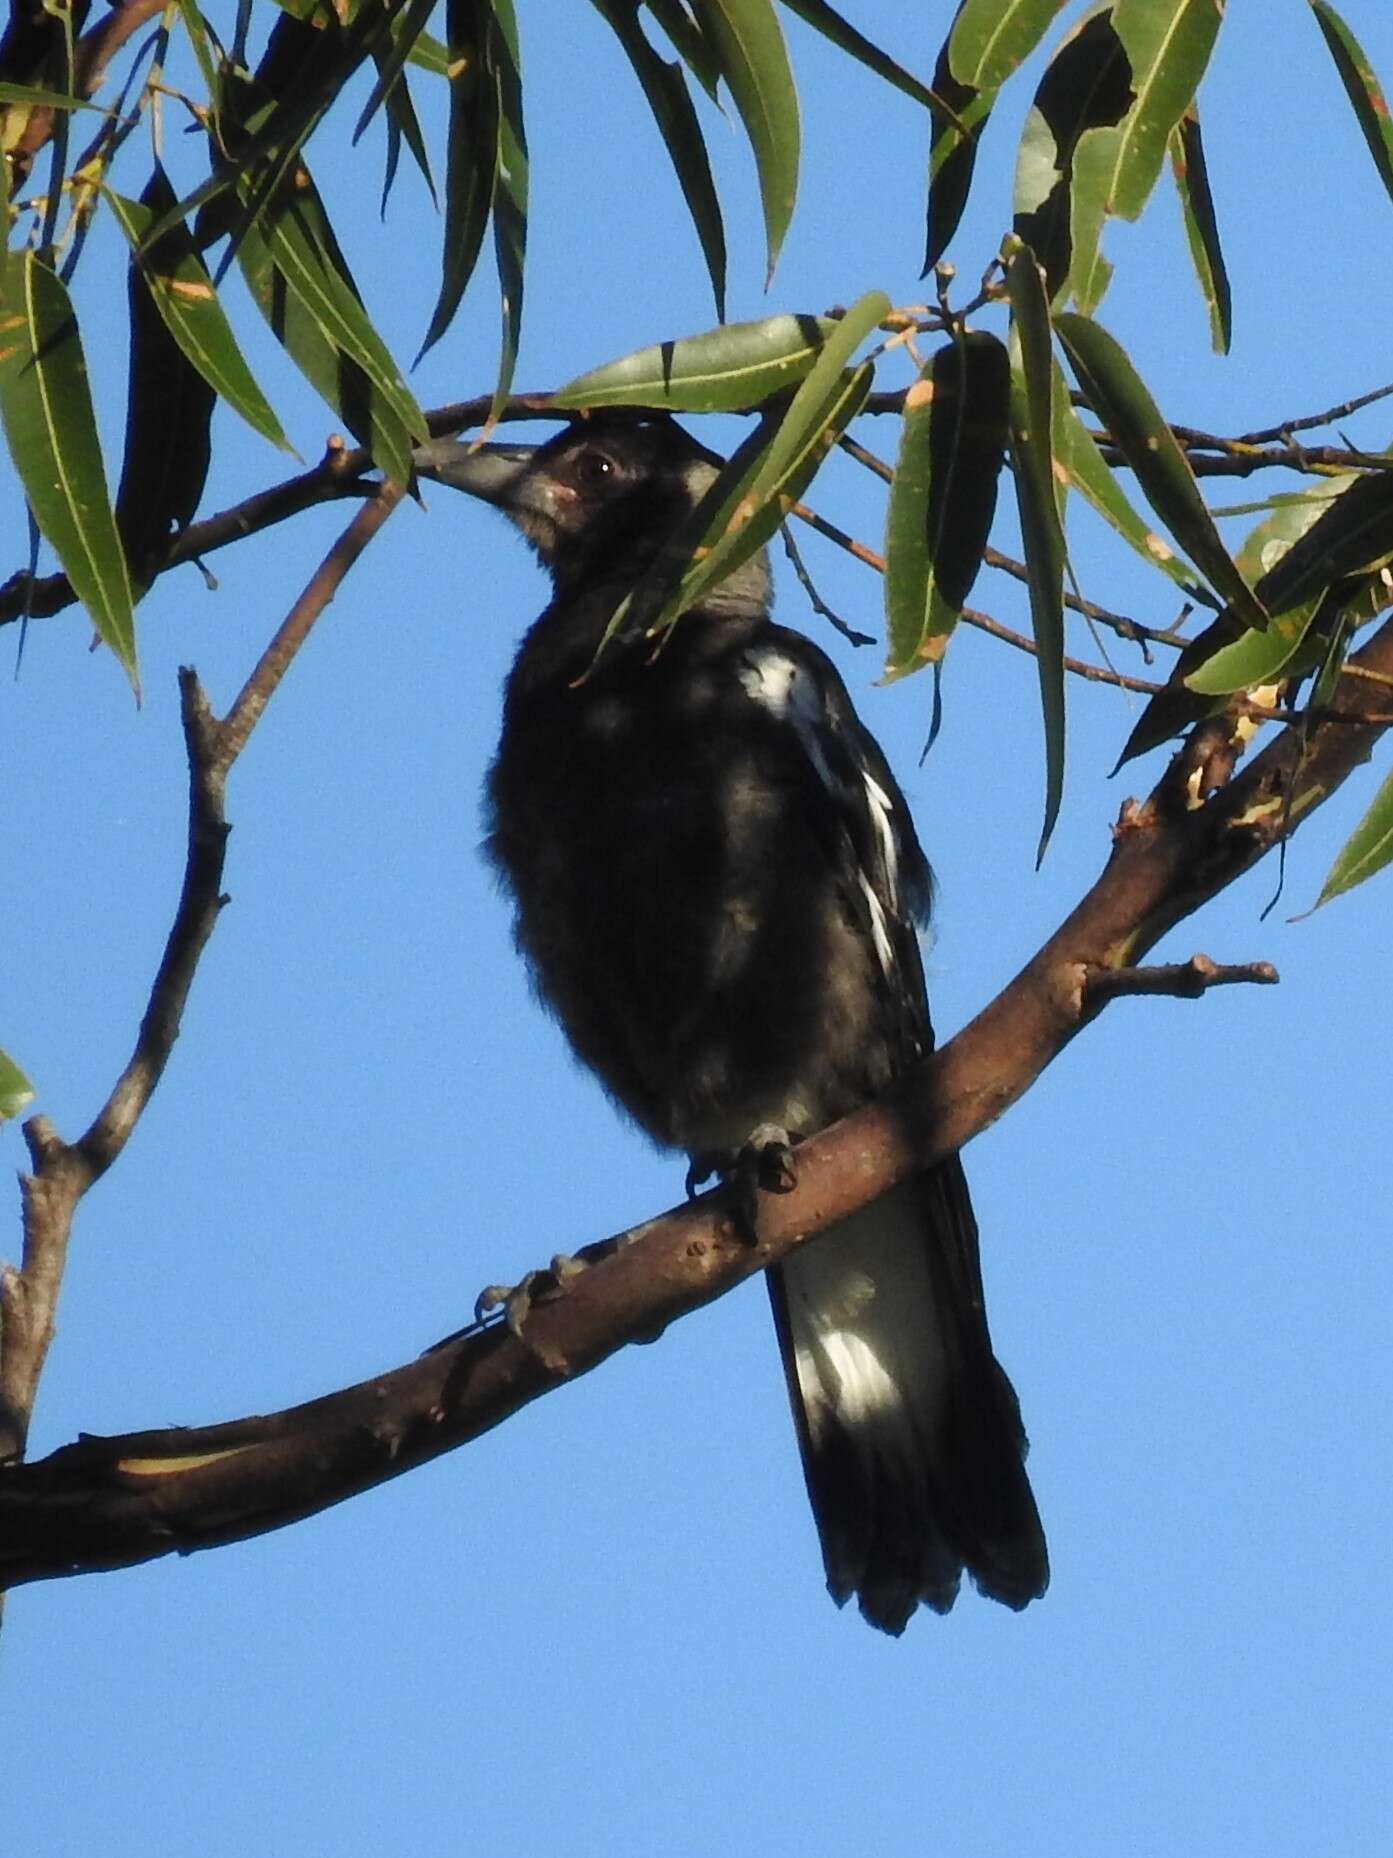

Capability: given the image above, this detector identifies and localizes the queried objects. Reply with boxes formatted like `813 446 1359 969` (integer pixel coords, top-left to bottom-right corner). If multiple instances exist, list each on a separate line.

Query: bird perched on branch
419 414 1047 1635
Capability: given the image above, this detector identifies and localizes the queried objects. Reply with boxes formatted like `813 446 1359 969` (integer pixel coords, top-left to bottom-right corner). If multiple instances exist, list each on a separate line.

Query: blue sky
4 4 1392 1854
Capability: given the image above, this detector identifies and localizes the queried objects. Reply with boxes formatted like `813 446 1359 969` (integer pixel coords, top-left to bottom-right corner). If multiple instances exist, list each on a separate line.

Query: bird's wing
731 626 1048 1634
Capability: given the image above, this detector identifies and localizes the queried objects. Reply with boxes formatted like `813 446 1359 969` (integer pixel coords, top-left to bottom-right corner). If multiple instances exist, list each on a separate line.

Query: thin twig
788 503 1169 697
0 484 405 1469
836 433 1187 653
778 524 874 646
1233 383 1393 446
1084 955 1279 1005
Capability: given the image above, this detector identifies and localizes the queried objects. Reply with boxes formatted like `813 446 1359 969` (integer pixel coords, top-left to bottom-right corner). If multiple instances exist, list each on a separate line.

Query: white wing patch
861 770 900 912
738 645 901 984
737 646 837 792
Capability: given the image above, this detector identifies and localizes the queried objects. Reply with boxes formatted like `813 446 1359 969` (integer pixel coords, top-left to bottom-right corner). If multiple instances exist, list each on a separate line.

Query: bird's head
416 414 771 619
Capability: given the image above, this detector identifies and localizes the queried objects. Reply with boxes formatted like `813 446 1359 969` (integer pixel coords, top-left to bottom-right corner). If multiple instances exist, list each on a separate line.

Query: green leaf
1257 467 1393 613
1316 761 1393 905
645 288 888 633
925 0 1069 267
376 52 438 209
1069 0 1224 315
1309 0 1393 209
354 0 442 144
591 0 726 319
1118 470 1393 763
0 252 137 690
694 0 800 283
1182 600 1322 696
1005 246 1067 855
1168 104 1231 353
106 176 293 454
1054 309 1267 630
487 0 527 424
883 330 1010 676
552 310 841 411
645 0 723 99
1050 362 1204 596
778 0 939 108
1012 6 1134 298
924 33 988 270
0 1048 35 1123
236 174 425 487
419 0 499 356
949 0 1072 89
0 80 105 111
152 8 398 256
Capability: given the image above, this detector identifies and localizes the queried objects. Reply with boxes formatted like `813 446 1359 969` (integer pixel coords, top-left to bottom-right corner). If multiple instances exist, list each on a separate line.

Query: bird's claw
474 1252 590 1340
727 1124 798 1242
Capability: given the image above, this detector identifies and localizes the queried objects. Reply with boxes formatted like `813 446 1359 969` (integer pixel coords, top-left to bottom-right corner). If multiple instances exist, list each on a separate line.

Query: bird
418 412 1048 1634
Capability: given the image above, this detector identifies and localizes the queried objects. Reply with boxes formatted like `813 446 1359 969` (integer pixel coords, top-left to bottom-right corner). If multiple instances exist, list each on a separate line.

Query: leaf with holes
926 0 1070 267
1069 0 1224 314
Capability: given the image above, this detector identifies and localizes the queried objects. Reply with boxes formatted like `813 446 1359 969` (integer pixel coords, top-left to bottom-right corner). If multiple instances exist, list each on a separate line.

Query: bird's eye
574 448 617 488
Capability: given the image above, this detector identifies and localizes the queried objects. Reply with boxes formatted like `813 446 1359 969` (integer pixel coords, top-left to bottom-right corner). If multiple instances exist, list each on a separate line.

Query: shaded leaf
884 330 1010 676
925 32 988 270
376 52 438 208
106 175 292 453
553 310 841 411
0 1048 35 1123
1316 761 1393 905
640 289 888 637
1005 247 1067 855
486 0 528 424
113 193 216 596
926 0 1069 267
591 0 727 319
1055 309 1267 630
1069 0 1224 315
419 0 498 357
151 9 399 256
1169 105 1230 352
1119 469 1393 761
1012 5 1134 298
779 0 938 107
694 0 800 283
0 252 137 689
645 0 723 99
1310 0 1393 209
354 0 441 143
0 80 105 111
236 172 424 487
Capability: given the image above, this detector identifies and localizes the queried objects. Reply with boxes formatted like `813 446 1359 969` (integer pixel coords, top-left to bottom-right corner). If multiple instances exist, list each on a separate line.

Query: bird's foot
474 1250 592 1341
727 1124 798 1242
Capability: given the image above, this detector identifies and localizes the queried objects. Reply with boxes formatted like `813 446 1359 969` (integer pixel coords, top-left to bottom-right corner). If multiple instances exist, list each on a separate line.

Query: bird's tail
767 1157 1047 1635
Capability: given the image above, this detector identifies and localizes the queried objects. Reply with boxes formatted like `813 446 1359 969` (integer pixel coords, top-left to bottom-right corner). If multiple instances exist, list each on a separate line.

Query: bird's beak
414 438 539 512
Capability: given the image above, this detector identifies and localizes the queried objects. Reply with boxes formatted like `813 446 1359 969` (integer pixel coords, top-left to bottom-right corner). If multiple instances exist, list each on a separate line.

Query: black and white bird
420 413 1047 1635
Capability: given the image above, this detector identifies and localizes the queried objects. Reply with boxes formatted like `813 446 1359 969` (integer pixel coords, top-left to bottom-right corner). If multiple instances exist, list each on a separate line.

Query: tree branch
5 609 1392 1588
0 486 404 1467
